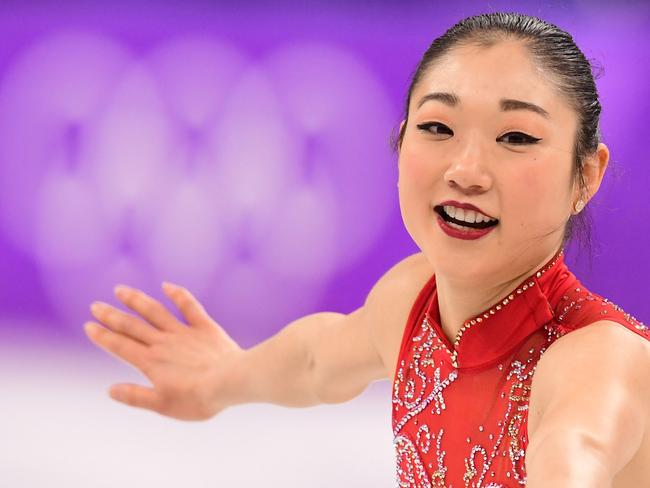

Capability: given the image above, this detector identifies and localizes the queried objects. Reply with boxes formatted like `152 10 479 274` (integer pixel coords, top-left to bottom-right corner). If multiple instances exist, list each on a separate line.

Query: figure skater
85 12 650 487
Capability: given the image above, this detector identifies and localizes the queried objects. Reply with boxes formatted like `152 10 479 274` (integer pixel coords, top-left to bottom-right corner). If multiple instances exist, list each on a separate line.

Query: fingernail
114 285 128 297
162 281 176 291
109 386 123 400
84 322 97 334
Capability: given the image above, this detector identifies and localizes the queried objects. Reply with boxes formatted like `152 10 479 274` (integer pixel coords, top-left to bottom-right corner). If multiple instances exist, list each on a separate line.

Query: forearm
223 312 345 408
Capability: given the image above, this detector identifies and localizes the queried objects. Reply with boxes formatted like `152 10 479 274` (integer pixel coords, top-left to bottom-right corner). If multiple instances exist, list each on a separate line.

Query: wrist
217 348 258 409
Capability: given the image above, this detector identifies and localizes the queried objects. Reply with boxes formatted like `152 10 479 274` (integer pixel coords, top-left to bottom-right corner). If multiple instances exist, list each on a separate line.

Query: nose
443 135 492 195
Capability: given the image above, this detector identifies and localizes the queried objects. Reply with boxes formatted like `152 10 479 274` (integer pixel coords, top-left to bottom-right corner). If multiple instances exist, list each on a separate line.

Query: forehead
412 39 569 117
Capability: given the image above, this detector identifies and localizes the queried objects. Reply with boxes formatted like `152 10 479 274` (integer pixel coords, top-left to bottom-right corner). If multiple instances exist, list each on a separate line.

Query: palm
85 282 243 420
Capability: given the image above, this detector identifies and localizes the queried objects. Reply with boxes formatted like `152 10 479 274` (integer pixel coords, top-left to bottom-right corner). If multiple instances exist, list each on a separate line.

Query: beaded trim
556 289 647 333
429 249 565 368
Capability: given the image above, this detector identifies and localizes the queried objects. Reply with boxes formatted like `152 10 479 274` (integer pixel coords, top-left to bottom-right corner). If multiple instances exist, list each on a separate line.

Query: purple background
0 0 648 351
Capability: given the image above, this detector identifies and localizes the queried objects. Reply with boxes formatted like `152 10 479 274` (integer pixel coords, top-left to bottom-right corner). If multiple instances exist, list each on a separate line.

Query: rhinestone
509 294 514 300
479 425 484 432
466 437 471 443
476 317 482 323
496 304 502 310
490 309 495 314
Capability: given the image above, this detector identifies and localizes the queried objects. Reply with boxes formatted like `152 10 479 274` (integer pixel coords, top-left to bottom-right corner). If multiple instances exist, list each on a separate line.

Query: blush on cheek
518 170 543 193
399 149 437 189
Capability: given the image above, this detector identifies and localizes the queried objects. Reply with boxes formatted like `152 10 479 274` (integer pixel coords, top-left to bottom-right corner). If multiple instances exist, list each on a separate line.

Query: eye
498 131 542 145
416 122 454 137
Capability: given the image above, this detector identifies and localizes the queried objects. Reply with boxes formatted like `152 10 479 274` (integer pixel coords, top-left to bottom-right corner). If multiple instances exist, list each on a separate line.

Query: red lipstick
436 213 496 240
433 201 499 241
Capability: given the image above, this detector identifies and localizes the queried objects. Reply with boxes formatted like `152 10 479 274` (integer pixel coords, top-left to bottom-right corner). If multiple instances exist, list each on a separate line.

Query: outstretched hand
84 282 243 420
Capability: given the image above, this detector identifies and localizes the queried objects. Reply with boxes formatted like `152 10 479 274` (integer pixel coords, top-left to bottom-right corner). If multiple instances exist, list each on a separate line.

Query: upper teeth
443 205 496 224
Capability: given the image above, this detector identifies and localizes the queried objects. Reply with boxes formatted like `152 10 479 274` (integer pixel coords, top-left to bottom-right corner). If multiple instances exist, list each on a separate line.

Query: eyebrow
416 91 550 118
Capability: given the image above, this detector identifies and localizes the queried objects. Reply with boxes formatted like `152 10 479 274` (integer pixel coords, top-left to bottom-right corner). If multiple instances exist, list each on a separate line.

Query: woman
84 12 650 487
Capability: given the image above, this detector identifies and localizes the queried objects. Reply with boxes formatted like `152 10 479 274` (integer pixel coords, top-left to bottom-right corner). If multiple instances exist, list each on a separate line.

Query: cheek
397 142 441 240
505 168 568 230
398 142 440 187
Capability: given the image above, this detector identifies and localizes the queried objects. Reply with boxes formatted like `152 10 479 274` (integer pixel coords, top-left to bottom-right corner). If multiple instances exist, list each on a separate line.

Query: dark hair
391 12 604 263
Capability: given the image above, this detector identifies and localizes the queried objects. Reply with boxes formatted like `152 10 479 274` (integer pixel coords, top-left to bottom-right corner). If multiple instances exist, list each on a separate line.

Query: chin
437 257 490 282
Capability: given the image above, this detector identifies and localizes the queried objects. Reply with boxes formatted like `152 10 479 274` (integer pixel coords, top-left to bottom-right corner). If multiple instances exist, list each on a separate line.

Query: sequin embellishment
392 248 648 487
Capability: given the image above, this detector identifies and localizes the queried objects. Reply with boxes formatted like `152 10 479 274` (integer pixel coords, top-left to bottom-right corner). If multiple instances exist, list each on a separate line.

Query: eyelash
416 122 542 145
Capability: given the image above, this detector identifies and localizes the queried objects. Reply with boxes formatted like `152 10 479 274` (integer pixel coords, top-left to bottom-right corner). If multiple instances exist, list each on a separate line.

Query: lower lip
436 213 497 240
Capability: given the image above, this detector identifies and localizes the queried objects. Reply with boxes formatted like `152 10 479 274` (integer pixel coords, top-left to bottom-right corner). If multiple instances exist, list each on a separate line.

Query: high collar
424 248 578 371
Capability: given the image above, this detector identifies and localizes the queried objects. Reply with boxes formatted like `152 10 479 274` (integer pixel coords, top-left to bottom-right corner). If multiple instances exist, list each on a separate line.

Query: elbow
525 433 615 488
312 371 369 405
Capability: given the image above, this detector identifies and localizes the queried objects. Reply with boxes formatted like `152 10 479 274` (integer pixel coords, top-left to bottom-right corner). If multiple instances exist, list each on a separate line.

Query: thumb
109 383 161 412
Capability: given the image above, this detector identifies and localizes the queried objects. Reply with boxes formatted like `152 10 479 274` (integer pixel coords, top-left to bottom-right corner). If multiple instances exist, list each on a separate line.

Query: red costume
392 249 648 487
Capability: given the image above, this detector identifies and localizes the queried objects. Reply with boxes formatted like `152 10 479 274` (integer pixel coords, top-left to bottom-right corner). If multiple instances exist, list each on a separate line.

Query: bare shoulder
533 320 650 395
363 251 436 381
528 319 650 446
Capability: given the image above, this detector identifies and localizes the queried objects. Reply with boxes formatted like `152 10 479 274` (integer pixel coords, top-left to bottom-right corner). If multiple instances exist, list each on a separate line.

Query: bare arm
525 321 650 487
223 311 346 408
229 251 430 407
309 251 432 404
85 252 428 419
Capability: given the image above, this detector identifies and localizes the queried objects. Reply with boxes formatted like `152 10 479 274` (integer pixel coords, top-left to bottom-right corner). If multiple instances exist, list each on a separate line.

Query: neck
435 245 562 345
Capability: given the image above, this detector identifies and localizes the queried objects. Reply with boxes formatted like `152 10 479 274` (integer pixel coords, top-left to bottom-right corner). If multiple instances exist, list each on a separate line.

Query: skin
85 283 244 420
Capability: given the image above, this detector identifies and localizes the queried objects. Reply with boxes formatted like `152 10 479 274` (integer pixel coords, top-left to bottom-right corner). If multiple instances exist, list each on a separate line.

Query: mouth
433 205 499 230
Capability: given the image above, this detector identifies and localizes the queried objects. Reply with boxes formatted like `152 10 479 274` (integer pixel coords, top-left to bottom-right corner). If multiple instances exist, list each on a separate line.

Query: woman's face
398 39 580 283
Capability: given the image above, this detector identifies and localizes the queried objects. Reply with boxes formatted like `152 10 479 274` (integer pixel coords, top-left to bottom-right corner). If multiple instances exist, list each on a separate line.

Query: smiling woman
389 11 650 488
84 10 649 488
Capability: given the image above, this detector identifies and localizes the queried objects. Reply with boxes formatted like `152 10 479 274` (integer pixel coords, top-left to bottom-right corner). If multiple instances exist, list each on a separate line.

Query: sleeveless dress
392 248 648 488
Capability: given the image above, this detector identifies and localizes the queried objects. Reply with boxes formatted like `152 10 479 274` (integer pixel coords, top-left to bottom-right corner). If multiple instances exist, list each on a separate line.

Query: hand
84 282 243 421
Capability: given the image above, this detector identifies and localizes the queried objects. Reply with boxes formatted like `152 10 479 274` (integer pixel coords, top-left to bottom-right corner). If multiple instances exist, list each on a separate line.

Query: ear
397 119 406 152
581 143 610 203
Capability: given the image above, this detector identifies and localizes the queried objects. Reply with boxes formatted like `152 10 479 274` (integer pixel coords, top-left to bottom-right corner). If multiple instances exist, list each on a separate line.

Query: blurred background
0 0 648 486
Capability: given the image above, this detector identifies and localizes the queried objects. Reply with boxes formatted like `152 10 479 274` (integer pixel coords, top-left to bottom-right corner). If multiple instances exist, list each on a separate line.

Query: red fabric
391 249 648 487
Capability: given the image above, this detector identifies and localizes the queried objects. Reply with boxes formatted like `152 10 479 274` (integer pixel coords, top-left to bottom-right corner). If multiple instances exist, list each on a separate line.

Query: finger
108 383 162 412
84 321 150 372
90 302 160 345
114 285 183 333
162 282 213 329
